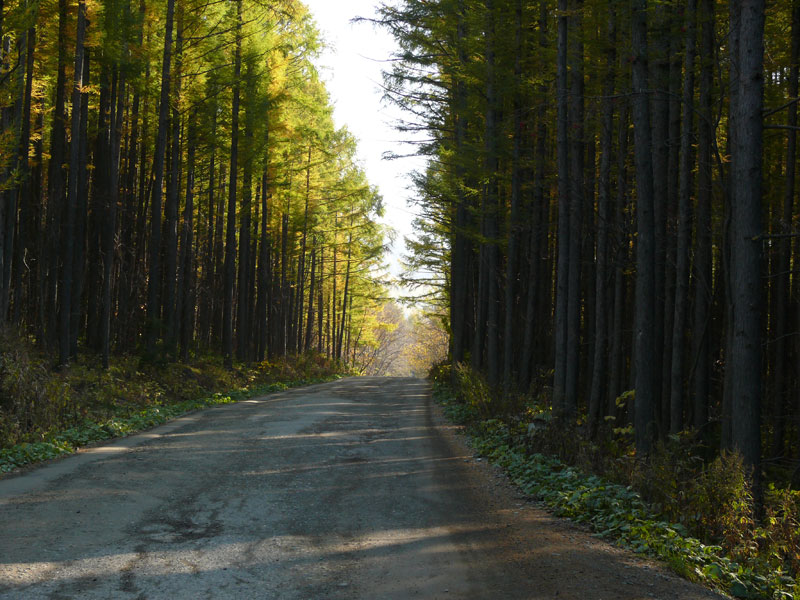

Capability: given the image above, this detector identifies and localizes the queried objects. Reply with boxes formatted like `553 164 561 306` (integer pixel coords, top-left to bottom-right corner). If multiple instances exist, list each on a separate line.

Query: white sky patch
301 0 426 285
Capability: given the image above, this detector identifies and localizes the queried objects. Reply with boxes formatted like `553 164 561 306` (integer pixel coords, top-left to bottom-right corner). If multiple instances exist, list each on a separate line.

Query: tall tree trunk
608 103 630 413
178 123 197 361
519 0 548 391
589 3 616 436
44 0 70 344
101 68 125 368
450 0 470 378
632 0 658 455
483 0 501 391
565 0 584 418
503 0 524 396
693 0 714 432
552 0 570 414
145 0 176 354
256 169 270 361
296 145 312 354
729 0 764 474
651 0 672 432
669 0 697 433
164 12 184 353
772 0 800 456
59 0 87 366
305 244 316 352
223 0 243 367
336 232 353 361
12 11 37 326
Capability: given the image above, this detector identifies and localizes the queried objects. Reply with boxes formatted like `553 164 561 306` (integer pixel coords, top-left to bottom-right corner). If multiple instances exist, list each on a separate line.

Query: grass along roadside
435 384 796 600
0 375 342 474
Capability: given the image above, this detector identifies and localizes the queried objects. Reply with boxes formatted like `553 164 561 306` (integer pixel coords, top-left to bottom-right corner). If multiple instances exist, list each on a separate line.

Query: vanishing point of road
0 377 725 599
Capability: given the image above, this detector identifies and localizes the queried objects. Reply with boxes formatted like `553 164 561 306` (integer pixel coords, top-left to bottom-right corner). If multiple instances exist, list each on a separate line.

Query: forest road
0 376 726 600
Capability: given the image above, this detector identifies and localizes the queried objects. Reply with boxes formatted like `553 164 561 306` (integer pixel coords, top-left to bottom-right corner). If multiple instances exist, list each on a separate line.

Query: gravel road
0 377 726 599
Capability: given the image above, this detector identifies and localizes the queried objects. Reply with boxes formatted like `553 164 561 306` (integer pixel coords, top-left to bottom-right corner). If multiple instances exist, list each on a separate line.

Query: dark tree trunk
178 123 197 362
450 0 470 377
552 0 570 414
728 0 764 473
693 0 714 431
632 0 658 455
651 0 671 432
669 0 697 433
256 169 270 361
589 3 616 436
564 0 584 418
296 146 312 354
223 0 243 367
163 13 184 354
503 0 524 396
608 103 630 414
483 0 501 391
771 0 800 456
59 0 87 366
145 0 176 354
305 244 316 352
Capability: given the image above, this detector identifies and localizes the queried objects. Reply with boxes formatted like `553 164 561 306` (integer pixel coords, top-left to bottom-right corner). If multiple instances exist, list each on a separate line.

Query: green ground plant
0 332 349 473
435 367 798 600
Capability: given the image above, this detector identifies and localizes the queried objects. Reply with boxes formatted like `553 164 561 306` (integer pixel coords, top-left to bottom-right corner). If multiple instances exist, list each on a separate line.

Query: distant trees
0 0 387 369
379 0 783 475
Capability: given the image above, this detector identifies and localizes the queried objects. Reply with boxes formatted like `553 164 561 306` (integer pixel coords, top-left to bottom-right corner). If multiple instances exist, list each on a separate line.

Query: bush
0 332 348 453
432 380 798 599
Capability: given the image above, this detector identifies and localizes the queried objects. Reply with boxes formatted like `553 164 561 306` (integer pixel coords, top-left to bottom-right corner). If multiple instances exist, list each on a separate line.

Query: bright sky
301 0 425 282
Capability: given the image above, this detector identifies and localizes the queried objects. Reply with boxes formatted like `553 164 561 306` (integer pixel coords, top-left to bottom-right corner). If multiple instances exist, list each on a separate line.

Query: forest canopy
0 0 393 370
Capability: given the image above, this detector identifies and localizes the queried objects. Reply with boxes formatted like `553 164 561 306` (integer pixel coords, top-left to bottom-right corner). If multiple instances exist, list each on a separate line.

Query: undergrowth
432 367 798 600
0 331 349 473
0 377 339 473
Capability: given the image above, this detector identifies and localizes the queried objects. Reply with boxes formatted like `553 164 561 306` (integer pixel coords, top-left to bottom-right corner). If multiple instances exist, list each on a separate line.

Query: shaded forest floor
0 330 349 472
435 369 798 600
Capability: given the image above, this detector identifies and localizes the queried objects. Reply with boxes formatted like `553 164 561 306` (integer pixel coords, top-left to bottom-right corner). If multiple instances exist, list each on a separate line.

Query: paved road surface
0 377 725 599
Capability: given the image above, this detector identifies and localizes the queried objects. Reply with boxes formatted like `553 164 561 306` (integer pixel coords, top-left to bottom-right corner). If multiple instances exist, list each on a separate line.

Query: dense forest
0 0 400 372
379 0 792 483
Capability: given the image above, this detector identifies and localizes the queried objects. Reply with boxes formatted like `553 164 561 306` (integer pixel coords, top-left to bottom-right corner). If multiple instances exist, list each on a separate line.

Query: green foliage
434 382 797 600
0 332 346 473
0 375 341 474
453 362 493 418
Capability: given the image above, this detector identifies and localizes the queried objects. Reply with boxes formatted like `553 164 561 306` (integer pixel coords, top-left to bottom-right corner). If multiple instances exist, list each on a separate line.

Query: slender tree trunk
552 0 570 414
483 0 501 391
179 123 197 361
223 0 243 367
145 0 176 354
296 145 312 354
608 103 630 413
589 4 616 436
651 0 672 431
669 0 697 433
450 0 470 378
256 169 270 361
693 0 714 432
632 0 658 455
12 12 36 326
772 0 800 455
729 0 764 474
503 0 524 396
520 1 548 391
305 243 316 352
564 0 584 418
164 12 184 353
59 0 87 366
336 232 353 361
318 244 324 355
